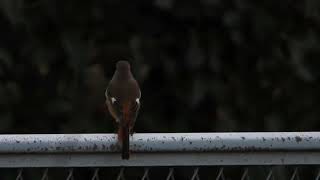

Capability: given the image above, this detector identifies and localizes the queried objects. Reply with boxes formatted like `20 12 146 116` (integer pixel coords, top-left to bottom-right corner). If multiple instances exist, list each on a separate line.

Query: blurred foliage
0 0 320 134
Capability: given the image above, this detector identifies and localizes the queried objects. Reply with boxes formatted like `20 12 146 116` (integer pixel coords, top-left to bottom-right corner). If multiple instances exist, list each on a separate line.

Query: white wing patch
136 90 141 105
111 97 117 104
105 88 116 104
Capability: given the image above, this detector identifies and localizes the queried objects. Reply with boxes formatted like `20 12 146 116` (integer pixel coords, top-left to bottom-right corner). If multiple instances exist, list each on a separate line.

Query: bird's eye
135 98 140 105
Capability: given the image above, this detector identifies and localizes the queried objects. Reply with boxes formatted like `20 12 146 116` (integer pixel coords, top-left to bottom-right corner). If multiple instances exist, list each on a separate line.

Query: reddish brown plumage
105 61 141 160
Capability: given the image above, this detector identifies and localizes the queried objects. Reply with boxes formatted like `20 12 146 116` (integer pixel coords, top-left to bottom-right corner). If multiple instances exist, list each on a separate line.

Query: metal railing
1 132 320 179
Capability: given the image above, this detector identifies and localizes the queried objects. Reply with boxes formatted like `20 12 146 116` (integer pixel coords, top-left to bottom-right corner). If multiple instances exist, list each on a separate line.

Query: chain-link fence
9 166 320 179
0 132 319 179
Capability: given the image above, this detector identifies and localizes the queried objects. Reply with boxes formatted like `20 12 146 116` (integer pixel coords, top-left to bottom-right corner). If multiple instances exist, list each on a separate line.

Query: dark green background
0 0 319 179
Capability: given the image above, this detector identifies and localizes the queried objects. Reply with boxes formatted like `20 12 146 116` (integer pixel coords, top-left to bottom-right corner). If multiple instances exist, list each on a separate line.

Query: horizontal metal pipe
0 132 318 153
2 152 320 167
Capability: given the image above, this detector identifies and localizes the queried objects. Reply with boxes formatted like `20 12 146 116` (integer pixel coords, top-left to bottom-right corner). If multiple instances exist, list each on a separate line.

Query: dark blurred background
0 0 319 178
0 0 319 133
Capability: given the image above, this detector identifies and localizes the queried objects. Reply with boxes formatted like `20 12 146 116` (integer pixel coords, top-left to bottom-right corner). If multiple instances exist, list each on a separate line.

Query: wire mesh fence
5 166 320 180
0 132 319 179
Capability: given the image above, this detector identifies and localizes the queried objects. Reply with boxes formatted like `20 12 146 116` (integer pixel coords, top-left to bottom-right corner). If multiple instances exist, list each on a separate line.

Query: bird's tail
119 126 130 159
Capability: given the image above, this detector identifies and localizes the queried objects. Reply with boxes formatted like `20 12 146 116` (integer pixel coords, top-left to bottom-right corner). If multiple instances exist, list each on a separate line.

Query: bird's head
116 61 131 71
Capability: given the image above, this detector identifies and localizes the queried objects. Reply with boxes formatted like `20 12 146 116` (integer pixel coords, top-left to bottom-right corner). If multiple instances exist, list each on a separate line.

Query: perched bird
105 61 141 159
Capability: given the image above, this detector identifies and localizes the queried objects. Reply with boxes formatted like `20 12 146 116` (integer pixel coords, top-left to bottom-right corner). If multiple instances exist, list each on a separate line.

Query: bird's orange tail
118 126 129 159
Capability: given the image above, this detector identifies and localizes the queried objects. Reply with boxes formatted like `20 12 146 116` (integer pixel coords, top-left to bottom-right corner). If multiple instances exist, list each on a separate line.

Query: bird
105 61 141 159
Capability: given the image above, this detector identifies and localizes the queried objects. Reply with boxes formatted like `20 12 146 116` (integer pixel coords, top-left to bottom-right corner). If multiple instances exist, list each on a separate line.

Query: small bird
105 61 141 159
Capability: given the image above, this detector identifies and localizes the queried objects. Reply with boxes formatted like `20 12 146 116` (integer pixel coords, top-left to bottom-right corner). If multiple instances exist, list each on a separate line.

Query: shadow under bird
105 61 141 159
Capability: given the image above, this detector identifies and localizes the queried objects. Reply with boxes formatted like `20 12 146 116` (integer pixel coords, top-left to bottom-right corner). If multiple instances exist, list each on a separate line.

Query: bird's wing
105 87 122 122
